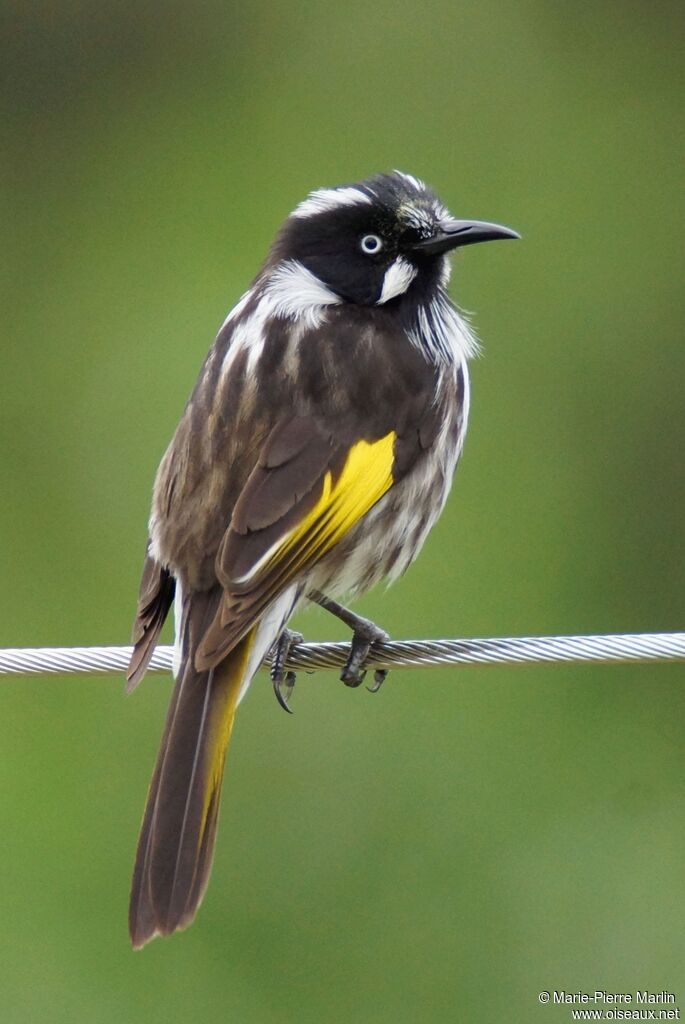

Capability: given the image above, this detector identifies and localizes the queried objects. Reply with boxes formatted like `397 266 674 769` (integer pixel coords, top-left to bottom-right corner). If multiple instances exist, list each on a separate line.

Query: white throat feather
409 291 480 365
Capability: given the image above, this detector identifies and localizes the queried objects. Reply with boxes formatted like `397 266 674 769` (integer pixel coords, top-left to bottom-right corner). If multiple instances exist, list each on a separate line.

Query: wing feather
127 547 176 692
194 418 396 671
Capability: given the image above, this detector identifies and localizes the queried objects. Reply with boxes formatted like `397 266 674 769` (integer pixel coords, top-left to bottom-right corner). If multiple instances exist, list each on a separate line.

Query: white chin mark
377 257 418 305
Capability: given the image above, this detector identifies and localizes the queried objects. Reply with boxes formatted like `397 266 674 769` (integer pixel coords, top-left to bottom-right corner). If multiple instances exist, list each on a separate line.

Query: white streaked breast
409 292 480 365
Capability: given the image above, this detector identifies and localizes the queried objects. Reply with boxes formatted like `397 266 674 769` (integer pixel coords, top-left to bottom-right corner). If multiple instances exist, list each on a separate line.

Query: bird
126 170 518 948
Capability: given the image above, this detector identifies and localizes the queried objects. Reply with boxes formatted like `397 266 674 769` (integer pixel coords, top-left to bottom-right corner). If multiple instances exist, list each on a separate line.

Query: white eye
360 234 383 255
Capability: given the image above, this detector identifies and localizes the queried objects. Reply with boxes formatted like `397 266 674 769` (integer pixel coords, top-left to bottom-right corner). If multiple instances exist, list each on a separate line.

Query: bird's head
267 170 518 308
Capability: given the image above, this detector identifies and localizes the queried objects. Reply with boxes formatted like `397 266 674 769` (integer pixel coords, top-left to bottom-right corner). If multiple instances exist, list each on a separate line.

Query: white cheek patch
377 257 418 305
264 260 341 329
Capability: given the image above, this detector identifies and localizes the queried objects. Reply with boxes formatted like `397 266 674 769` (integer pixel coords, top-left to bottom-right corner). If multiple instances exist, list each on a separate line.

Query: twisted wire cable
0 632 683 678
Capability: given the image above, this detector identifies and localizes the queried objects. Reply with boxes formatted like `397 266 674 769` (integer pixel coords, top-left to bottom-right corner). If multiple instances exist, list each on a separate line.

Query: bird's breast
148 294 469 591
309 358 470 597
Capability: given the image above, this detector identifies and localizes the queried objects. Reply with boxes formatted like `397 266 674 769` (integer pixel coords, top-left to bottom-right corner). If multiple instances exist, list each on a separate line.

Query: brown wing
194 415 399 670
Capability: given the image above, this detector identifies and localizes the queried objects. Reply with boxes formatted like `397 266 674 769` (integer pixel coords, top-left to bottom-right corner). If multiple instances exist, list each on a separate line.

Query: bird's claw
273 670 297 714
366 669 388 693
270 629 303 713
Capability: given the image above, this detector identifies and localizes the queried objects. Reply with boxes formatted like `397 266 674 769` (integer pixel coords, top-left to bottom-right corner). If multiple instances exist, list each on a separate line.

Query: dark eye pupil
362 235 381 253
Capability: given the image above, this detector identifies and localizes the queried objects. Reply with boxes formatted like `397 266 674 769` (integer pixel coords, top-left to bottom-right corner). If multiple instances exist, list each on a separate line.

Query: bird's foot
307 590 390 690
340 617 390 689
270 628 303 714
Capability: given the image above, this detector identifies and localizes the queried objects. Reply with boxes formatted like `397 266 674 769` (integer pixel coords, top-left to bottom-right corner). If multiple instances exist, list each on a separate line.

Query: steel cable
0 632 683 678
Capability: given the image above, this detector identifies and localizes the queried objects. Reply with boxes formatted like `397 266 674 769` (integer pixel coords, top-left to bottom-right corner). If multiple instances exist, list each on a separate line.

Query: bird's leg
307 589 389 690
270 628 303 714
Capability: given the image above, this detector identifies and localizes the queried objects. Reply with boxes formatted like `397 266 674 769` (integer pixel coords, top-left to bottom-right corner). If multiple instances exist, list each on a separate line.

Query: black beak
413 218 520 256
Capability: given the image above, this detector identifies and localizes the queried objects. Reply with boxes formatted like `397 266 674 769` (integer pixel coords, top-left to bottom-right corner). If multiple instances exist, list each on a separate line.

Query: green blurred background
2 2 684 1021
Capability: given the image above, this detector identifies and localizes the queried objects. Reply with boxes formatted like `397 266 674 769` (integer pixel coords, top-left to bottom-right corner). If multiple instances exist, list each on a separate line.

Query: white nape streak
377 257 417 304
409 293 480 365
217 300 267 379
292 187 371 219
215 289 261 384
264 260 341 329
216 261 340 383
218 289 251 333
393 170 427 192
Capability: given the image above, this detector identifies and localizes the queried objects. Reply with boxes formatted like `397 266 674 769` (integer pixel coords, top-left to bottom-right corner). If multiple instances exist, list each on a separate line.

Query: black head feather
268 170 449 306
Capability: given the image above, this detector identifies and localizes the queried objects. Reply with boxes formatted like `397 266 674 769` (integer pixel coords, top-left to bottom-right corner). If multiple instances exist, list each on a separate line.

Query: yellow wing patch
235 431 397 587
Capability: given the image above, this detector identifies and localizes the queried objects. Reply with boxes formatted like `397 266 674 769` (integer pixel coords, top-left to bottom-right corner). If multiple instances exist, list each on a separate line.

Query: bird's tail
128 582 301 949
128 623 255 949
